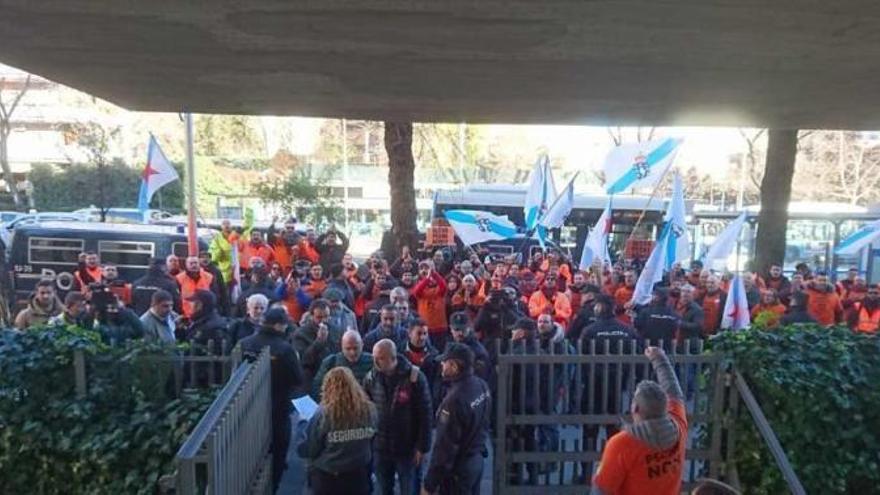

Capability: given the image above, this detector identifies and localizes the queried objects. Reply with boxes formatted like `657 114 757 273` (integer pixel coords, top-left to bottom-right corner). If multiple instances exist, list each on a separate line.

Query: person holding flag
137 135 179 218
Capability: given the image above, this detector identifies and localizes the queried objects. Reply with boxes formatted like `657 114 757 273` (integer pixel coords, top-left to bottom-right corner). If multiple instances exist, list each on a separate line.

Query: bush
0 327 216 494
710 325 880 494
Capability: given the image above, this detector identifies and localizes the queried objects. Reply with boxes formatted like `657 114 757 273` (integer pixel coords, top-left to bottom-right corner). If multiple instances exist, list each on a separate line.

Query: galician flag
137 135 179 214
539 173 578 230
445 210 518 246
659 173 689 270
703 212 748 270
579 200 612 270
604 137 683 195
835 219 880 256
721 275 751 330
523 155 557 230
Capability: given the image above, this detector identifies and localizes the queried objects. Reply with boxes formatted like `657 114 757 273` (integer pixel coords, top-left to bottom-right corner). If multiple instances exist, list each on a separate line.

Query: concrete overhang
1 1 878 128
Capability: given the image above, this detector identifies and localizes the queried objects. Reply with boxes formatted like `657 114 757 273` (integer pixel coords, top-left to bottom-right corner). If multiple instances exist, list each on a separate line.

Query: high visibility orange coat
271 239 296 274
238 241 275 270
413 272 448 332
528 290 572 326
806 287 843 326
176 270 214 318
75 266 103 293
298 240 320 265
701 290 726 336
852 303 880 334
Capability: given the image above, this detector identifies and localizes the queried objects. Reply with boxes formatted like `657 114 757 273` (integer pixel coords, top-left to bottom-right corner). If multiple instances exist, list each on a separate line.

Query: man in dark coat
364 339 432 495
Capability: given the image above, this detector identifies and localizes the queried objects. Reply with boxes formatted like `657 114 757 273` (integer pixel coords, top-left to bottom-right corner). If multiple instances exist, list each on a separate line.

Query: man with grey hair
365 339 432 495
311 329 373 400
592 346 687 494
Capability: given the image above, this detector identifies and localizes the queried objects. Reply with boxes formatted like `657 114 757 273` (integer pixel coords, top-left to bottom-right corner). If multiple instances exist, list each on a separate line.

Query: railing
733 371 807 495
167 347 273 495
492 338 732 494
72 339 242 399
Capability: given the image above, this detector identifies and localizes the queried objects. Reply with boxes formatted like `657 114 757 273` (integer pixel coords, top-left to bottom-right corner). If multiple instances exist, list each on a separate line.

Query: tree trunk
0 129 21 207
384 121 419 258
754 129 798 273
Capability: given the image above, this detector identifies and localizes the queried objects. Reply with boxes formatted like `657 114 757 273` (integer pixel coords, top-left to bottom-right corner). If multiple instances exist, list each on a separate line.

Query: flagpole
185 113 198 256
625 164 675 245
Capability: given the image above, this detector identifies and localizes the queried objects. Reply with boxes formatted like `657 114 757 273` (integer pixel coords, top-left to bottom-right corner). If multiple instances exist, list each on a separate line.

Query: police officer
633 287 680 349
239 307 305 493
422 343 490 495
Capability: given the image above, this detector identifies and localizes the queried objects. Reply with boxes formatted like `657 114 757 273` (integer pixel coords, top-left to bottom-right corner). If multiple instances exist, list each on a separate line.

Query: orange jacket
528 290 572 326
239 241 275 270
302 277 327 299
298 240 320 265
614 285 634 308
271 238 296 274
806 287 843 326
451 290 486 319
413 272 448 331
176 270 214 318
701 290 726 336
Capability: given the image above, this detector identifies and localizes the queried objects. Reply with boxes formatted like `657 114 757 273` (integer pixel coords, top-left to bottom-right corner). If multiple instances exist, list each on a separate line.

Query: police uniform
424 343 491 495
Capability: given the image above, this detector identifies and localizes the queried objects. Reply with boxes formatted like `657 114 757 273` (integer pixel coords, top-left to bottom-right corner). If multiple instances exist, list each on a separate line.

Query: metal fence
72 339 242 399
493 338 734 494
167 347 273 495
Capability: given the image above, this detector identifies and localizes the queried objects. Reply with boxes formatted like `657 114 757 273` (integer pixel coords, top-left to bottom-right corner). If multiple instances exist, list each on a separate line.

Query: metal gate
493 339 733 494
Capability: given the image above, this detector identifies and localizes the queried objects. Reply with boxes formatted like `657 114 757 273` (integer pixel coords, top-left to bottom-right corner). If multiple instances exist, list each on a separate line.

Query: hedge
711 325 880 494
0 326 216 494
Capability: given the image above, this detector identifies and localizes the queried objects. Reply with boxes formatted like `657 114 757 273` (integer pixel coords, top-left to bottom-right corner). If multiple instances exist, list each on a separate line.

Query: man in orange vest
700 275 727 336
297 228 321 265
528 275 572 326
239 230 276 272
102 264 132 306
176 256 215 319
847 284 880 334
74 251 103 292
805 272 843 326
267 216 301 275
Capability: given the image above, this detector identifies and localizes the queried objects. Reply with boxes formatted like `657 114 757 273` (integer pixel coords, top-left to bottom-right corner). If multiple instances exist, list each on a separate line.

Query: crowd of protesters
11 215 872 494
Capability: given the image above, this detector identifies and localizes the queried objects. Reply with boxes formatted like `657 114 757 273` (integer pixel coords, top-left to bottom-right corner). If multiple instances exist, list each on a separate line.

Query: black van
5 221 213 310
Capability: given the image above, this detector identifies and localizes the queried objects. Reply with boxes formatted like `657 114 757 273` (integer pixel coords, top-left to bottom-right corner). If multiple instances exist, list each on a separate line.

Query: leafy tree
0 74 30 207
195 114 265 157
251 166 342 227
29 162 184 213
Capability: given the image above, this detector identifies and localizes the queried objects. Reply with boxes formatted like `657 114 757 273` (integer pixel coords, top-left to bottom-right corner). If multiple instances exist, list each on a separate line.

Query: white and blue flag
604 137 683 195
703 212 748 270
630 228 668 306
721 275 751 330
445 210 518 246
539 173 578 230
579 200 612 270
835 219 880 256
659 173 689 270
523 155 557 229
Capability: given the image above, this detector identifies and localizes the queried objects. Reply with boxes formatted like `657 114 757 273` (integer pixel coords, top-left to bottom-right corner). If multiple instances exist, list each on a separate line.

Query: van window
98 241 155 268
28 237 84 265
172 242 189 259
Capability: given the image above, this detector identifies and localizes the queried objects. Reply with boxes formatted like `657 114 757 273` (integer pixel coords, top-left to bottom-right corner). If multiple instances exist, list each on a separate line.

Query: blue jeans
375 454 417 495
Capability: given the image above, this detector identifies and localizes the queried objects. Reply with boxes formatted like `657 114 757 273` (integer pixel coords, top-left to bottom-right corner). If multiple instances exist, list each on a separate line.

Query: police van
5 221 214 310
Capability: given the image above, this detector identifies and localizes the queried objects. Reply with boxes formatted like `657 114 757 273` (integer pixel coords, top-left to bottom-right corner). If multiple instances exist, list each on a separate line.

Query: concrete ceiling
1 1 879 128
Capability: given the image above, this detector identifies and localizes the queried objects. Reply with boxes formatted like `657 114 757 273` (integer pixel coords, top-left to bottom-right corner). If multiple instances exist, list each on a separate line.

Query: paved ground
279 411 493 494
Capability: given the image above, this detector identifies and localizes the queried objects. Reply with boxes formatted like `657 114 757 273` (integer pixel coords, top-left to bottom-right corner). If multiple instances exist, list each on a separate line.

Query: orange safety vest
75 266 103 293
176 270 214 318
855 304 880 334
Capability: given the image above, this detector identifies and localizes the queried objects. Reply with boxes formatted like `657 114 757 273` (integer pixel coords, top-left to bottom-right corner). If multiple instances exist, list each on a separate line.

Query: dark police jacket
634 303 680 347
424 370 491 493
240 327 304 416
131 269 181 315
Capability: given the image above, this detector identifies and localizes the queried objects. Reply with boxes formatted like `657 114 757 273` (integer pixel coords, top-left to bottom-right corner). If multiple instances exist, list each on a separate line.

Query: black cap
263 307 289 326
449 311 470 330
439 342 474 369
185 289 216 307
